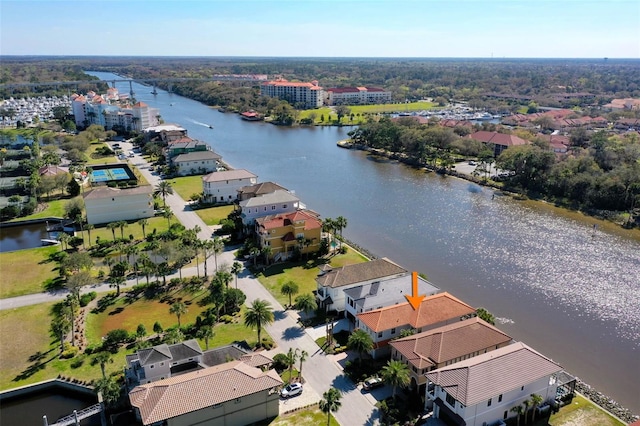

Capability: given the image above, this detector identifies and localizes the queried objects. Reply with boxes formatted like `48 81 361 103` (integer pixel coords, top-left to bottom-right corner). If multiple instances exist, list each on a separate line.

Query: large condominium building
326 86 392 105
71 89 160 131
260 79 324 108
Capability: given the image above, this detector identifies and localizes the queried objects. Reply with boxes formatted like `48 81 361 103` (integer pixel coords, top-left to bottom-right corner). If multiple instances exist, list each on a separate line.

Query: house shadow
281 326 305 341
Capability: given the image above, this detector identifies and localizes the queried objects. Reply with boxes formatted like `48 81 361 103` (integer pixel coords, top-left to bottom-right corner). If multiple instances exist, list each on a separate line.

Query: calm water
89 72 640 413
0 223 56 252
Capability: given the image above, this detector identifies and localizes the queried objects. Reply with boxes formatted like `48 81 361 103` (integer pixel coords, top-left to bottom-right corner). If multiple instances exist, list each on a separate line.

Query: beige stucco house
83 185 154 225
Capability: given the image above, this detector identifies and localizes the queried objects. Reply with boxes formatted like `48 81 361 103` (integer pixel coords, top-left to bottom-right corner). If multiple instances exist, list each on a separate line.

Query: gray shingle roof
173 151 221 163
239 190 299 207
344 274 440 310
317 258 407 289
203 169 257 182
425 342 562 406
137 340 202 366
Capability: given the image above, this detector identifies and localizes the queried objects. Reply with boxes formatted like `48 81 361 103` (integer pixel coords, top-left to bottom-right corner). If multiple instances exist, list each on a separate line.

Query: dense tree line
3 57 640 113
350 119 640 214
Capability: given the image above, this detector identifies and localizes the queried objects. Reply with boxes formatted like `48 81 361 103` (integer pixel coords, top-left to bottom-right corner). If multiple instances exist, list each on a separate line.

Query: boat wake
495 317 515 325
187 118 213 128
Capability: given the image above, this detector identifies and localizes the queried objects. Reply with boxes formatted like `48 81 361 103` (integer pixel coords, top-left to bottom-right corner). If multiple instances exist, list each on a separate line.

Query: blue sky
1 0 639 58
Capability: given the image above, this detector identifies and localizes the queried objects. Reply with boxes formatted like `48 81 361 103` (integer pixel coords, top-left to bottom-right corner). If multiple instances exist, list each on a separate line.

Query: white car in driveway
280 383 303 398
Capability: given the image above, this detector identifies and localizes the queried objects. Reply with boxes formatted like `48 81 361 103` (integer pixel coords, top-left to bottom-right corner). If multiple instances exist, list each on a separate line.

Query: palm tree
201 240 214 278
138 218 149 238
297 349 308 381
215 270 233 289
294 293 317 317
51 316 71 355
93 351 113 379
170 301 187 328
117 221 128 240
529 393 543 423
250 246 260 267
165 327 183 344
319 387 342 426
522 398 531 425
334 216 347 246
244 299 274 347
57 232 70 252
65 295 79 347
511 405 524 426
381 359 410 401
106 222 118 242
85 224 94 247
347 329 374 363
154 181 173 208
281 280 299 308
94 376 121 407
211 237 224 271
197 325 215 350
285 347 298 383
109 274 126 297
261 246 272 266
231 261 242 289
162 207 173 227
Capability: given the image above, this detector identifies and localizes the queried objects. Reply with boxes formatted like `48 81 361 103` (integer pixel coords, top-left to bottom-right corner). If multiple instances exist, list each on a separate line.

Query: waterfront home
425 342 562 426
240 110 264 121
238 181 289 201
239 189 300 227
129 360 282 426
356 292 476 359
172 150 222 176
83 185 154 225
343 273 440 321
389 317 512 391
255 209 322 263
467 131 529 157
202 169 257 204
165 137 209 159
144 123 188 143
316 258 407 315
125 339 273 388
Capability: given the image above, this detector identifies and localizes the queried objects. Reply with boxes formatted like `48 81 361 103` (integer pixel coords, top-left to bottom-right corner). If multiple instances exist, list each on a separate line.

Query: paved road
0 145 382 425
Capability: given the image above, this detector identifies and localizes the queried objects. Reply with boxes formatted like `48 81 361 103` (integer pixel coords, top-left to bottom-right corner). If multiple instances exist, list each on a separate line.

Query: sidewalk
0 151 382 425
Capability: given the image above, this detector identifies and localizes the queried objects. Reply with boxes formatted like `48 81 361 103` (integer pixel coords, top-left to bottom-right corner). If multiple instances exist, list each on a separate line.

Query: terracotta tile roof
263 79 321 88
39 165 69 176
317 258 407 289
426 342 562 407
202 169 257 183
134 101 148 108
468 131 529 147
129 360 283 425
167 136 194 144
256 209 322 231
239 352 273 369
390 317 512 370
357 292 476 333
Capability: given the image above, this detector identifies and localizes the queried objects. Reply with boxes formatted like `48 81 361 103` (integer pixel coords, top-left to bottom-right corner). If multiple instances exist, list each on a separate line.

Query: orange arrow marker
405 271 425 310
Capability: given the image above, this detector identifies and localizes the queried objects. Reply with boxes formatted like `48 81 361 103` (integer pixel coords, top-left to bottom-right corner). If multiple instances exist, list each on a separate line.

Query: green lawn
194 205 235 226
256 250 368 307
549 394 626 426
0 245 60 298
298 101 437 125
167 175 204 201
268 407 339 426
85 216 169 245
86 142 118 165
12 198 67 221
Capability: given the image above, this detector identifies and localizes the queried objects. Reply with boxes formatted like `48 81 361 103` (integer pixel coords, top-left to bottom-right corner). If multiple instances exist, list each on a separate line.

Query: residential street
0 145 382 425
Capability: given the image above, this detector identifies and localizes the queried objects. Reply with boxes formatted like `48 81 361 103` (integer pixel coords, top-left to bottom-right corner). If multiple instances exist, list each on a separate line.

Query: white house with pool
84 186 154 225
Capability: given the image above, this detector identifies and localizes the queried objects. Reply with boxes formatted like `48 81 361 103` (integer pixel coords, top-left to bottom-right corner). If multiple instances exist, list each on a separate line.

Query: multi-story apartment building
260 79 324 108
325 86 392 105
71 89 159 131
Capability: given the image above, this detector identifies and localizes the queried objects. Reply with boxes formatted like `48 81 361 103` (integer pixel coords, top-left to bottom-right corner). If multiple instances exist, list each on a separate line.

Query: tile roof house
255 209 322 263
343 272 440 321
239 189 300 227
125 340 273 388
425 342 563 426
356 292 476 358
202 169 258 204
129 360 283 426
316 258 408 314
172 150 222 176
389 317 513 389
468 131 529 157
238 181 289 201
39 164 69 176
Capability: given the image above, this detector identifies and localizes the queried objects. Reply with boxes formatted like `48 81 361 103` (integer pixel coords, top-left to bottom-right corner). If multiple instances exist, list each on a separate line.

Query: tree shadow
43 276 65 292
13 353 57 382
330 373 356 394
108 307 124 316
273 310 287 321
281 326 305 341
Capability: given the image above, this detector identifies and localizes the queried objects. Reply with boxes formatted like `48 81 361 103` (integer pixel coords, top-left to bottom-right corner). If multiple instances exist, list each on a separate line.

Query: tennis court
90 167 131 182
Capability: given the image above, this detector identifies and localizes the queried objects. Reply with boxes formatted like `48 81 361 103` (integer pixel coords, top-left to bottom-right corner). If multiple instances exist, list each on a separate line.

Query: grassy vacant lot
0 245 59 298
168 175 203 201
257 249 368 307
85 216 169 244
549 395 626 426
86 142 117 165
267 406 339 426
194 204 235 226
13 197 67 221
299 101 438 125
